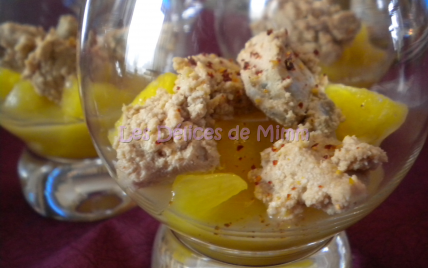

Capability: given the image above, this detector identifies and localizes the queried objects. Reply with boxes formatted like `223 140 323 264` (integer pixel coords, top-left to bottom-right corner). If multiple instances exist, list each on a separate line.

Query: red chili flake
155 141 162 145
255 70 263 75
207 61 213 68
314 49 320 56
285 58 295 71
255 182 260 186
323 155 330 159
272 147 279 152
239 157 243 161
311 143 319 148
281 144 285 148
324 145 336 150
292 187 296 191
250 52 261 59
318 185 323 189
223 71 232 82
298 102 303 109
237 145 244 151
188 57 197 66
244 62 250 70
251 164 256 170
273 160 278 166
177 109 181 112
208 72 214 78
176 86 181 90
268 181 272 185
267 29 273 35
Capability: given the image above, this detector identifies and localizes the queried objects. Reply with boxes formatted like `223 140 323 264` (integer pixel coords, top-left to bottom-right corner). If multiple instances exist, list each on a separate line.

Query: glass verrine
79 0 428 266
0 0 134 221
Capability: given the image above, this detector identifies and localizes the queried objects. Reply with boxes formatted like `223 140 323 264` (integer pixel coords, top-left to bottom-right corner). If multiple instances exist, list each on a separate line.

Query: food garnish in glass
79 0 428 266
0 0 134 221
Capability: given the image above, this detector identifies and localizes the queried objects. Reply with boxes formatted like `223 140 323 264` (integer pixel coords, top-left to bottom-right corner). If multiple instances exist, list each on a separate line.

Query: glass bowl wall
79 0 428 265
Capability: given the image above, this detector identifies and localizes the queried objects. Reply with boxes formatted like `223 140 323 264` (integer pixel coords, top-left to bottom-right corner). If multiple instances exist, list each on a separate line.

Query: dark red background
1 127 428 268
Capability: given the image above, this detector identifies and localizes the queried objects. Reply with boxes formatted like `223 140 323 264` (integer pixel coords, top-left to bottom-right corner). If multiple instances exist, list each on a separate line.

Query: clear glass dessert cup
0 0 134 221
79 0 428 266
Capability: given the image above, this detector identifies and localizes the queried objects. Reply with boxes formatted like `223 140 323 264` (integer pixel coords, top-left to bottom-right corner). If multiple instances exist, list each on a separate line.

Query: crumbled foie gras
0 15 78 103
251 0 361 65
22 28 77 103
56 15 78 39
87 28 129 82
249 132 387 220
114 54 253 188
0 22 45 72
173 54 254 123
238 29 342 135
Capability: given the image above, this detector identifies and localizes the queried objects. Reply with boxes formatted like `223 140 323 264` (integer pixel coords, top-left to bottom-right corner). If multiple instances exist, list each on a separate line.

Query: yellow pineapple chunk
2 80 59 118
325 84 408 145
321 25 390 88
131 72 176 106
0 79 98 159
61 78 84 119
0 68 21 102
171 173 248 218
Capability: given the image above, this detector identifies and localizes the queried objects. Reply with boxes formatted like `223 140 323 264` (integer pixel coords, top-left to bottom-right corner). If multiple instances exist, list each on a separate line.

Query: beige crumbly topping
0 22 45 72
237 29 342 135
115 54 253 187
248 132 387 220
22 29 77 103
300 92 343 135
0 15 78 103
251 0 361 65
103 28 128 65
331 136 387 171
173 54 253 123
56 15 78 39
114 89 220 188
87 28 129 82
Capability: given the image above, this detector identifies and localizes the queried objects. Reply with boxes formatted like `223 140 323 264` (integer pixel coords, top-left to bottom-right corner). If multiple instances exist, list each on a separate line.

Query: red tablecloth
1 127 428 268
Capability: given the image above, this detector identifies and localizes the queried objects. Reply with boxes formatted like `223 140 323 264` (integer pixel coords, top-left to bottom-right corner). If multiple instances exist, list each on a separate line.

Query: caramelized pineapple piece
131 73 176 106
2 80 59 118
325 84 408 145
61 78 84 119
0 68 21 102
171 173 248 218
321 25 391 88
